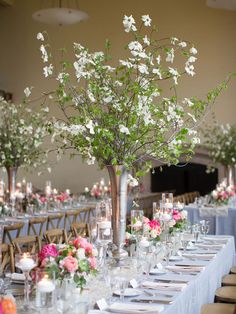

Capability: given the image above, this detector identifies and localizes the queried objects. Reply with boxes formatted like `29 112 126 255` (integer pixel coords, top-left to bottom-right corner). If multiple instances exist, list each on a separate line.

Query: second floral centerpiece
38 237 98 290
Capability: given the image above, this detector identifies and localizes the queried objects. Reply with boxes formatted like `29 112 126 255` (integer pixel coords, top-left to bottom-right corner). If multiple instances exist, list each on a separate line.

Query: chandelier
32 0 88 26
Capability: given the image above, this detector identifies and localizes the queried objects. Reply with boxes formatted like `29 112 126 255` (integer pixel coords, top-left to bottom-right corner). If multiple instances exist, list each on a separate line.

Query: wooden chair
0 243 13 273
11 235 42 272
46 213 64 230
230 267 236 274
71 222 89 238
215 286 236 303
3 222 24 244
222 275 236 287
45 228 68 244
64 210 79 240
201 304 235 314
77 207 95 224
27 216 47 237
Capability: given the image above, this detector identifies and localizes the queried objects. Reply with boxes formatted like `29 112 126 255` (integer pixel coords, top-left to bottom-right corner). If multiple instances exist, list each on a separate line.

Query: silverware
154 279 188 284
131 298 173 304
143 290 173 298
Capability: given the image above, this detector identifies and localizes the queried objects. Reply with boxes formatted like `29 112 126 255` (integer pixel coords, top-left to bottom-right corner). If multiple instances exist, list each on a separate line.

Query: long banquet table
185 205 236 240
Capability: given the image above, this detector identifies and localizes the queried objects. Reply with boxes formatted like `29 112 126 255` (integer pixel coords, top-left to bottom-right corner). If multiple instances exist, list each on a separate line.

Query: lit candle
26 182 32 195
65 189 70 195
52 188 58 195
176 201 184 210
132 220 142 228
165 198 173 209
100 178 105 186
37 275 55 293
84 187 89 193
18 253 36 272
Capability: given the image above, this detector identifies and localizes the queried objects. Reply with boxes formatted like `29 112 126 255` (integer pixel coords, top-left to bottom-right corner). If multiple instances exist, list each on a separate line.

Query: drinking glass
15 253 37 310
131 209 143 234
181 234 190 253
35 269 56 309
193 224 200 243
164 241 173 266
139 251 154 279
200 220 210 237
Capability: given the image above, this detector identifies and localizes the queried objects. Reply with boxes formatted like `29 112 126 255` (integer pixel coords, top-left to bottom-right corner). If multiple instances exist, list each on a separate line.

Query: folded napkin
196 243 224 249
141 280 186 291
203 237 228 243
109 302 164 314
166 265 204 273
182 253 215 260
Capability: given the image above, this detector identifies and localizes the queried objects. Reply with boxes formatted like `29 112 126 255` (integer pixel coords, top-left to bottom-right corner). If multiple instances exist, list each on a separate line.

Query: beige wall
0 0 236 192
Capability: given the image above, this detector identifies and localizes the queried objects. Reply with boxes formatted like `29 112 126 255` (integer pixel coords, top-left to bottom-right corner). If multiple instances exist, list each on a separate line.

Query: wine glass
193 224 200 243
164 241 173 267
200 221 210 237
181 234 190 253
139 251 154 280
15 253 37 310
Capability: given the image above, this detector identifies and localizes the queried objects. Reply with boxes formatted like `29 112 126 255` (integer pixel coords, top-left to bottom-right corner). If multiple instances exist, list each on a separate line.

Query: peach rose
62 256 78 273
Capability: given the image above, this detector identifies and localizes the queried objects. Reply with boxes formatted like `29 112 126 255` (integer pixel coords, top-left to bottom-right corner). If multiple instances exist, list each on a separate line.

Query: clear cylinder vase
106 165 128 262
224 165 235 186
6 166 17 196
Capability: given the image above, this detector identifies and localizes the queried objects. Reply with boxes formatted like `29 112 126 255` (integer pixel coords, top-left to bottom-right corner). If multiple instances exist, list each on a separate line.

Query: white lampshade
206 0 236 10
32 2 88 26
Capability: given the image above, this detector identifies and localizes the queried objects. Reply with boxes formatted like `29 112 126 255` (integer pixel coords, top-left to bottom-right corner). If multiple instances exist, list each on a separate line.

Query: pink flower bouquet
38 237 98 289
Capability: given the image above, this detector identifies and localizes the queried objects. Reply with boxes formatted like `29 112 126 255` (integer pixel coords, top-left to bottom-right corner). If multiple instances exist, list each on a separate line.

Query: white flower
183 98 194 107
126 232 131 240
40 44 48 63
190 47 198 55
156 55 161 65
86 120 95 134
120 60 133 68
142 14 152 26
180 210 188 220
138 64 149 74
188 112 197 123
47 167 51 173
143 35 150 46
77 248 86 259
128 41 143 52
166 48 174 63
152 68 162 79
87 156 95 165
188 56 197 63
119 125 130 135
92 248 98 256
150 229 158 238
24 87 32 98
185 63 195 76
178 41 187 48
123 15 137 32
171 37 179 45
37 32 44 41
168 219 176 228
168 67 180 84
43 64 54 77
127 174 139 187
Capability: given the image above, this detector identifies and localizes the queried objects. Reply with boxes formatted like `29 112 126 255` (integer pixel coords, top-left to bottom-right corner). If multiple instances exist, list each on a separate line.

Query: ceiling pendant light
32 0 88 26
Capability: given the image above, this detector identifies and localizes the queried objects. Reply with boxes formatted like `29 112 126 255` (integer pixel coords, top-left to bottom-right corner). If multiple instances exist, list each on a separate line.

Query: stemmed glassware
164 241 173 267
15 252 37 310
181 234 190 253
193 224 200 243
200 220 210 237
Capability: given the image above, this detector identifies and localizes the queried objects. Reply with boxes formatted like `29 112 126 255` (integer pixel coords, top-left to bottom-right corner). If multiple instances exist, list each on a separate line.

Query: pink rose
39 244 58 262
88 257 96 269
172 210 181 221
85 242 93 255
143 216 150 224
73 236 88 249
148 220 160 230
62 256 78 273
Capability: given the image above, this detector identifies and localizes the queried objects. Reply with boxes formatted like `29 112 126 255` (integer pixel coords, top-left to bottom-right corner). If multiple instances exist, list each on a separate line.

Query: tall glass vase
106 165 128 262
6 166 17 200
224 165 235 186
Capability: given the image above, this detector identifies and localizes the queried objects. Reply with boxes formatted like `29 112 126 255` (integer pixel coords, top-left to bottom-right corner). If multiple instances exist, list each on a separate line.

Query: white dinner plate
169 255 183 261
186 246 197 251
149 268 167 275
113 288 142 297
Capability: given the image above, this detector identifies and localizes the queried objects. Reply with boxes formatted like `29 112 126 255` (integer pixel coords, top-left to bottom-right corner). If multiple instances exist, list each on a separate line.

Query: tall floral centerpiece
37 15 230 258
0 96 48 197
202 122 236 185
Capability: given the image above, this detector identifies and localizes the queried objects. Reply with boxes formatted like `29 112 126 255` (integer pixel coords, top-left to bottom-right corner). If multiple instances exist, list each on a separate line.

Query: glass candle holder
35 269 56 309
162 193 173 210
15 252 37 310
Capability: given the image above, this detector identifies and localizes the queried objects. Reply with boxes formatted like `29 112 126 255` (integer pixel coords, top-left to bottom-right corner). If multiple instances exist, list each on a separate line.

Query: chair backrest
46 213 64 230
28 216 47 237
0 243 13 273
64 210 79 230
77 207 94 224
3 222 24 244
71 222 89 238
11 235 42 272
45 228 68 244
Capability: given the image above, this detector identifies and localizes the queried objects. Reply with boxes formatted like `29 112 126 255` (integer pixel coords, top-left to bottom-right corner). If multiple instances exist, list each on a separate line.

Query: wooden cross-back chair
64 210 79 237
71 222 89 239
77 207 95 224
3 222 24 244
27 216 47 237
11 235 42 272
46 213 64 230
45 228 68 245
0 243 13 273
